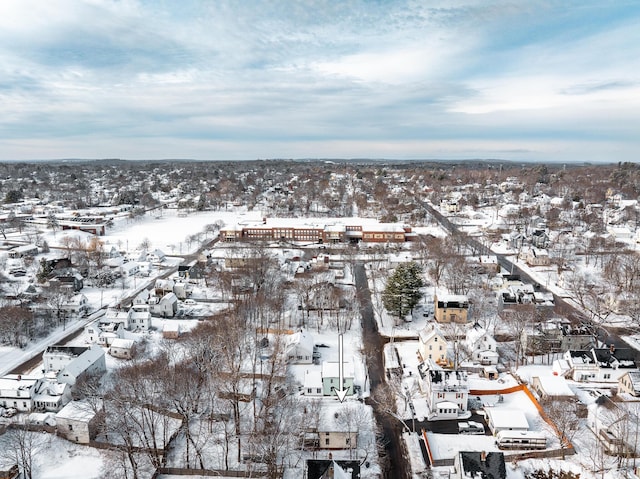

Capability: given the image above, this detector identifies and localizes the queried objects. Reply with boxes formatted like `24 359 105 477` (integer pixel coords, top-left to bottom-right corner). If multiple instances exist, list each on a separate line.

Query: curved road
354 263 411 479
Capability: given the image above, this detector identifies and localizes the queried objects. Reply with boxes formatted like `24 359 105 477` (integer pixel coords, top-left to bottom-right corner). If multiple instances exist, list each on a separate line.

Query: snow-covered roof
533 375 575 397
110 338 135 349
304 369 322 389
485 408 529 430
56 400 99 422
322 361 354 379
286 331 314 355
0 374 38 392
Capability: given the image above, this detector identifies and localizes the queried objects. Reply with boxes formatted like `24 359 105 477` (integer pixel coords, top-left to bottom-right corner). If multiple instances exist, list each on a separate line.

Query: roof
533 375 575 397
60 345 105 379
110 338 135 349
55 400 99 422
286 331 314 354
459 451 506 479
485 408 529 430
322 361 354 378
622 371 640 393
304 369 323 389
0 374 38 391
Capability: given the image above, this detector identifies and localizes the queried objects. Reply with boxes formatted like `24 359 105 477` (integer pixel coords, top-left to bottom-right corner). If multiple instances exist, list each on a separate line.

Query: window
604 373 611 380
325 439 330 445
345 438 350 445
429 345 432 350
69 424 73 431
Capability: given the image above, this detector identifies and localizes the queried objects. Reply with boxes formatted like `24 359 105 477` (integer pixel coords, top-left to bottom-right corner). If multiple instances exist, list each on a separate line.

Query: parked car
184 298 197 305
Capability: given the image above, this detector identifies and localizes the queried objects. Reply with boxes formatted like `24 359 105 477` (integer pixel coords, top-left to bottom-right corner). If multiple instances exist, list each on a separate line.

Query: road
354 263 411 479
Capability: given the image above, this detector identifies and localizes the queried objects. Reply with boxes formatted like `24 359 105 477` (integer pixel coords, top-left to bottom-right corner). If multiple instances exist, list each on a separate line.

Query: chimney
610 344 615 353
17 374 22 381
481 451 487 463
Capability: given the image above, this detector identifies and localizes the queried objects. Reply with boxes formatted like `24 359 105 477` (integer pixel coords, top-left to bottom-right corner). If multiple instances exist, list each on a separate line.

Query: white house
56 400 104 444
418 323 448 364
565 348 638 382
120 261 140 278
150 292 178 318
147 249 166 264
286 331 315 364
85 322 124 346
44 345 106 387
109 338 136 359
0 375 39 412
60 294 90 316
31 378 72 412
133 288 152 307
129 309 151 331
303 369 323 397
463 323 499 366
100 308 131 330
306 402 360 450
419 364 469 420
485 408 529 435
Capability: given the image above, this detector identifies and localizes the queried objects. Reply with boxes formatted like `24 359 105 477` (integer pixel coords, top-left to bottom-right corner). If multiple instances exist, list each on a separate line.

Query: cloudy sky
0 0 638 162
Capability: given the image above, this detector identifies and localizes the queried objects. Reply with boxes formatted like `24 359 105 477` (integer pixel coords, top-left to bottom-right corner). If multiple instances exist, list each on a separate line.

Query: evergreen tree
382 261 425 321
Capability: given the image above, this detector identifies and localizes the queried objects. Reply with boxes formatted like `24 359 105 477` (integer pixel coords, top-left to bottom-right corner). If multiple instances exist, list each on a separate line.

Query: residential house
525 247 550 267
162 322 181 339
304 402 360 450
133 288 152 307
0 375 38 412
154 279 175 297
100 308 131 330
434 293 469 324
454 451 506 479
8 244 38 259
31 378 72 412
418 364 468 420
321 361 355 397
303 369 323 397
521 320 593 355
147 249 166 264
564 347 638 383
55 400 104 444
531 375 575 400
286 331 315 364
530 229 549 248
485 408 529 435
60 293 90 317
85 322 124 346
618 371 640 397
109 338 136 359
588 396 640 456
418 323 448 364
150 292 178 318
43 345 106 387
50 272 84 292
463 323 499 366
120 261 140 278
129 308 151 331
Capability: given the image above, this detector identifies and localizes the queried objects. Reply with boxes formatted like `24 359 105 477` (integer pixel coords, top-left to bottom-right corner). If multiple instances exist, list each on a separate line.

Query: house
8 244 38 259
463 323 498 366
150 292 178 318
120 261 140 278
154 279 175 297
109 338 136 359
418 364 468 420
133 288 152 307
521 319 593 355
43 345 107 387
303 369 323 397
286 331 315 364
618 371 640 397
304 402 360 451
454 451 506 479
588 396 640 456
0 375 39 412
531 375 575 400
31 378 72 412
525 247 550 267
162 322 181 339
55 400 104 444
60 293 90 316
418 323 448 364
129 309 151 331
85 321 124 346
147 249 166 264
50 272 84 292
434 293 469 324
321 361 355 397
484 408 529 435
564 347 638 382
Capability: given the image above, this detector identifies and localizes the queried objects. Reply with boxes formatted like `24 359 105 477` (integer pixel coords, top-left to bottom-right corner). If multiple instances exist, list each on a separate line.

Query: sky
0 0 639 163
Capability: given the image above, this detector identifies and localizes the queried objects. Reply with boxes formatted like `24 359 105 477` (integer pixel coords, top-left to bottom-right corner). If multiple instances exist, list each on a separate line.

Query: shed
484 408 529 435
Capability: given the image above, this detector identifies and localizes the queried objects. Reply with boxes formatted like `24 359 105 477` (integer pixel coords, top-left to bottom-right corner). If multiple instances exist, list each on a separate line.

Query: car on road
183 298 197 305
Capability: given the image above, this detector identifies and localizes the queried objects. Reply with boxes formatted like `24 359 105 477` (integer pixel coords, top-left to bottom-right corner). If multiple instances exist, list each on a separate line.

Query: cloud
0 0 638 162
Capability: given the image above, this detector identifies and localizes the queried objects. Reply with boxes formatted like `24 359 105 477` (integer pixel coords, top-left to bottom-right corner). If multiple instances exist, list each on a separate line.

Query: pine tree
382 262 425 321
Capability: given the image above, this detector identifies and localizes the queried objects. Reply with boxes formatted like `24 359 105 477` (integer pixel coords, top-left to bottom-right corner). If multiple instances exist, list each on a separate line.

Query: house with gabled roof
321 361 354 397
418 362 469 420
418 323 447 364
285 331 315 364
463 322 499 366
565 347 638 382
618 370 640 397
44 344 106 387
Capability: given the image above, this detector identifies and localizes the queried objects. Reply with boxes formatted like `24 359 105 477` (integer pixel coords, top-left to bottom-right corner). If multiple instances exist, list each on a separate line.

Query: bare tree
541 397 581 458
0 427 50 479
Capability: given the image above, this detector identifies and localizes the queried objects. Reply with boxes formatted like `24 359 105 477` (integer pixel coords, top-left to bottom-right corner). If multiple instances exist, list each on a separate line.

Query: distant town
1 159 640 479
